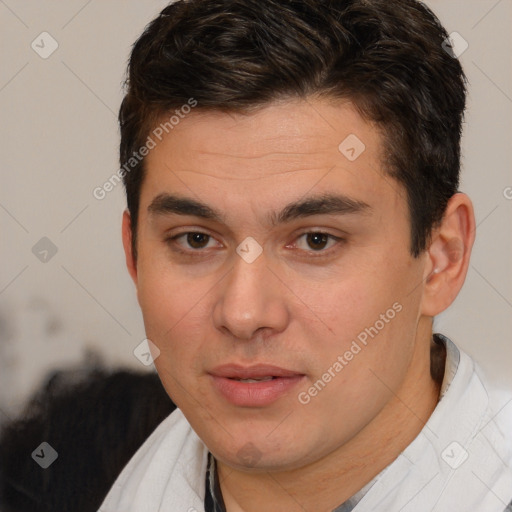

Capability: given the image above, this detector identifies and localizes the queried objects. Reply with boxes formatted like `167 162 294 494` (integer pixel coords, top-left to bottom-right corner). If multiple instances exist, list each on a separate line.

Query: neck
217 328 446 512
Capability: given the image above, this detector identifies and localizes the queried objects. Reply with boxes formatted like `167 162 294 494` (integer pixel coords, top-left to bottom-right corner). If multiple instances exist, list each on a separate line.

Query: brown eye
187 232 210 249
166 231 219 253
291 231 342 256
305 233 329 251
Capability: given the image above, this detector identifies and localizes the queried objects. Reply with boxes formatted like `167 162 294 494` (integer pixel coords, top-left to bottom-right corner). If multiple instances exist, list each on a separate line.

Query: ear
420 193 475 316
122 209 138 285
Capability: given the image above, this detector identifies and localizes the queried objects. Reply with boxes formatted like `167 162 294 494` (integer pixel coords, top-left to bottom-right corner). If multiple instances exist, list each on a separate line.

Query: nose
212 249 290 342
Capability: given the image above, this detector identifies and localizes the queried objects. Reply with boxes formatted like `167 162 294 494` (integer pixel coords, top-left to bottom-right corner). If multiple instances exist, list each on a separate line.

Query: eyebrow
147 192 371 226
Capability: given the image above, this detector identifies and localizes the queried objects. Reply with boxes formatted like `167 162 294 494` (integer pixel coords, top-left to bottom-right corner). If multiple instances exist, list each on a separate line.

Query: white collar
352 334 512 511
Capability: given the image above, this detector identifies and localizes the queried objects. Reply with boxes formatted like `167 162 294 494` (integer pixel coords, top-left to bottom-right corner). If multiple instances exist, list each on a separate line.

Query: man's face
128 98 428 471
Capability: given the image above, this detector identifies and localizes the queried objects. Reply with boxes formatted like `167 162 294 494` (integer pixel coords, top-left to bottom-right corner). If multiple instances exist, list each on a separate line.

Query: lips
209 364 305 406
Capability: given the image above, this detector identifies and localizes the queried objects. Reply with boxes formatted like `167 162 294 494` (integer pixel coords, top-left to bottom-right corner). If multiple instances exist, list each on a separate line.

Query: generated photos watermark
93 98 198 200
298 301 403 404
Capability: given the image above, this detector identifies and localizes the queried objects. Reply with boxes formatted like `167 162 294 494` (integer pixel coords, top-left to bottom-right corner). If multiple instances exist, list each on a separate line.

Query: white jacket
99 335 512 511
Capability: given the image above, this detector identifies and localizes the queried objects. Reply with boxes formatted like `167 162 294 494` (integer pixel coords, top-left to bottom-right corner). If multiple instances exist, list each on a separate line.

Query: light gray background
1 0 511 422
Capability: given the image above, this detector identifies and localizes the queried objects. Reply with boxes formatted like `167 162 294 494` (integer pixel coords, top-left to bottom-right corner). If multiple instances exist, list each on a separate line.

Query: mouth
210 363 303 379
209 364 305 407
229 376 276 383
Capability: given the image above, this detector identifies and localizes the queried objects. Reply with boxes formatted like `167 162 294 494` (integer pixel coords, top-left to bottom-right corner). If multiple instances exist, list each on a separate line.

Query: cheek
136 246 203 333
296 309 418 445
136 268 197 379
135 251 215 359
302 269 399 343
299 258 422 403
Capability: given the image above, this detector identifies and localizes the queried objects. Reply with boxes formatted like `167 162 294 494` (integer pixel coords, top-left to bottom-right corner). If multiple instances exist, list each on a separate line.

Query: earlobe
122 209 138 285
421 193 476 316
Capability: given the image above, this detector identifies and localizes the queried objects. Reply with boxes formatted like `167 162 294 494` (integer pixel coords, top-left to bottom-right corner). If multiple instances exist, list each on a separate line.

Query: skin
122 97 475 512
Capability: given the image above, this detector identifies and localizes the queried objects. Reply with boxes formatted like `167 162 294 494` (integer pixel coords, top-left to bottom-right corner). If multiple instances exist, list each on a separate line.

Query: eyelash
165 230 345 258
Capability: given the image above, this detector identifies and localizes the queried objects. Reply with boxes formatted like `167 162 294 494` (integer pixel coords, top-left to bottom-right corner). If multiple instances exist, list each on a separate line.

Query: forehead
147 98 379 172
140 98 405 223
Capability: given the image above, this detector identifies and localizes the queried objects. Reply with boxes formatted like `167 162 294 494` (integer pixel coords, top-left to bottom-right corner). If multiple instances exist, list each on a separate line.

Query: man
100 0 512 510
